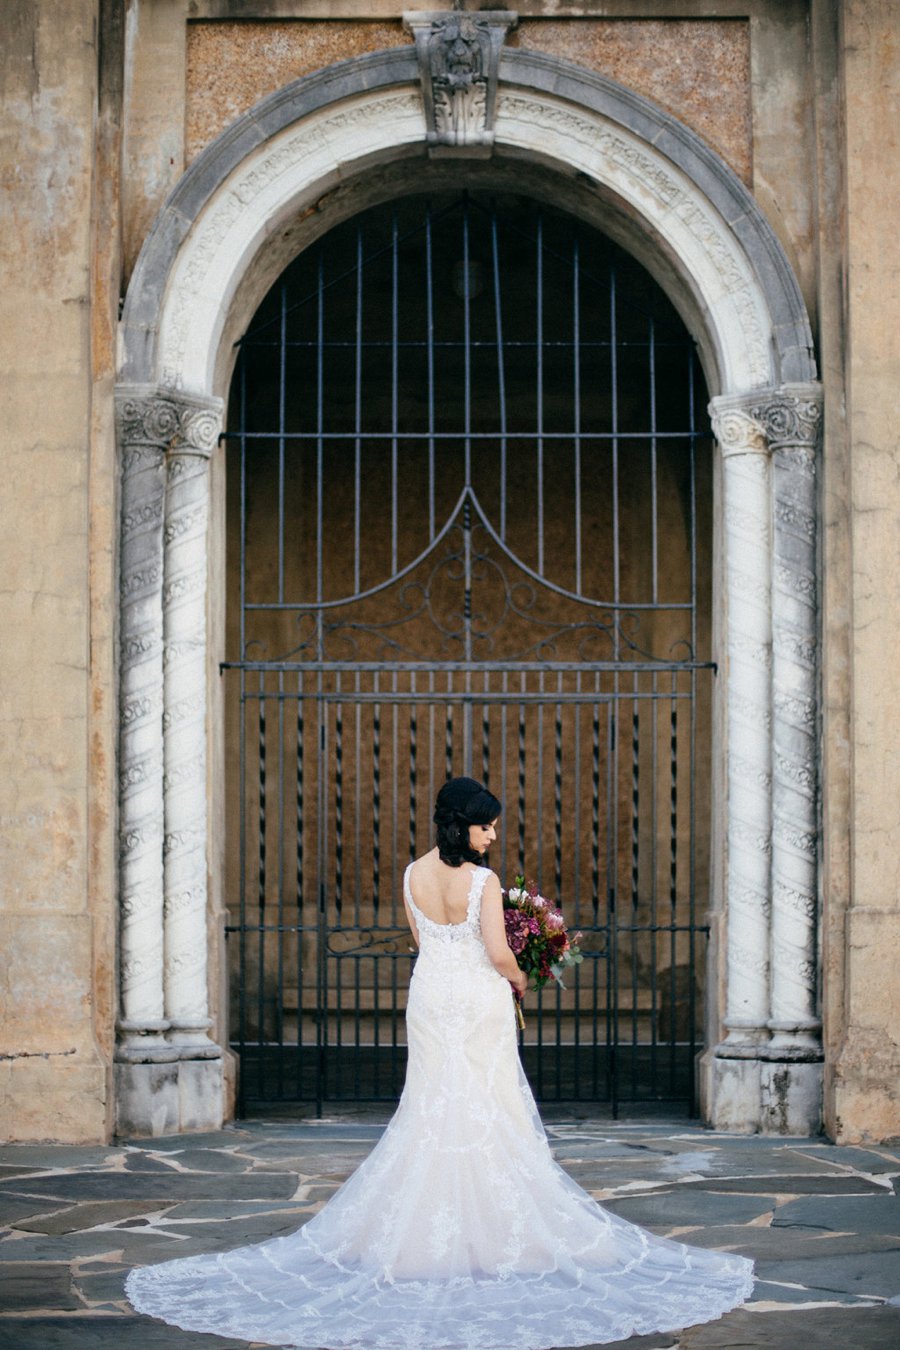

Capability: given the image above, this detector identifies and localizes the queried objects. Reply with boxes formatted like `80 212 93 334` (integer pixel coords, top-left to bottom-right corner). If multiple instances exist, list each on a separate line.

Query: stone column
702 395 773 1131
163 398 222 1057
115 387 225 1136
712 398 773 1048
753 385 824 1133
115 391 175 1069
753 387 822 1051
703 386 824 1135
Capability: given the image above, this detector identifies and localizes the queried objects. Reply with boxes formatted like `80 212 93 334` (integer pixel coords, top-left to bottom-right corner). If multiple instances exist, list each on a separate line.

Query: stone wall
824 0 900 1142
0 0 116 1142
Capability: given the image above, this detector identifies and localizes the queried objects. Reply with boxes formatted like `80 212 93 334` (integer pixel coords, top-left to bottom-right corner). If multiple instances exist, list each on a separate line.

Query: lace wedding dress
126 864 754 1348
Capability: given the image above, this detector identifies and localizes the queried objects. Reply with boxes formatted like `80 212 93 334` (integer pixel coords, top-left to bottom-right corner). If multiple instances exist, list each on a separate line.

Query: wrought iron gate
223 192 714 1115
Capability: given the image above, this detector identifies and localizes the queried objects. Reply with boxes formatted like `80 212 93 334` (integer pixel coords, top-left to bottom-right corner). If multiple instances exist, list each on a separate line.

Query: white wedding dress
126 864 754 1348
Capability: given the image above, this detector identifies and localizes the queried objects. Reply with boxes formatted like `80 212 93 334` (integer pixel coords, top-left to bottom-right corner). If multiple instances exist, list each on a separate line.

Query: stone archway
114 19 822 1136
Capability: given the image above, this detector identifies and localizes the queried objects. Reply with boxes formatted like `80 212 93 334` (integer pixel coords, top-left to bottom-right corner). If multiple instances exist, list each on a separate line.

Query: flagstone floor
1 1116 898 1349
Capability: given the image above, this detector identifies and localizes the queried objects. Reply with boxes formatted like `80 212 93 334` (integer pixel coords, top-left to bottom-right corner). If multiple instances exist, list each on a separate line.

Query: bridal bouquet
503 875 582 1029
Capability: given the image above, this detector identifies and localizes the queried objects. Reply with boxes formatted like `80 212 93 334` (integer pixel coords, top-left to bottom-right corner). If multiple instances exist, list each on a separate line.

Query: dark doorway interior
223 191 714 1116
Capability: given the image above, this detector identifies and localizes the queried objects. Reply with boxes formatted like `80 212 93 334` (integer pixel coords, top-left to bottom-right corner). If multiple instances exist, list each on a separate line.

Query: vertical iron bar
373 953 380 1099
410 677 418 862
536 673 544 884
669 678 678 1097
490 207 508 541
355 677 361 929
688 354 698 1109
610 262 620 656
296 672 305 1095
276 667 285 1098
689 350 698 661
335 689 343 921
316 695 328 1116
354 226 363 594
353 956 361 1100
316 254 325 661
649 311 658 605
463 499 472 771
335 938 342 1099
608 700 618 1118
463 194 471 486
237 355 248 1113
256 677 266 1102
428 671 436 833
573 232 582 593
573 679 581 1099
689 666 698 1112
591 702 600 915
500 671 508 870
651 671 659 1092
278 282 286 604
554 680 563 898
445 692 454 780
391 208 399 572
536 212 544 574
482 676 490 788
630 677 639 1101
392 671 399 924
373 676 381 921
426 205 435 540
517 695 526 874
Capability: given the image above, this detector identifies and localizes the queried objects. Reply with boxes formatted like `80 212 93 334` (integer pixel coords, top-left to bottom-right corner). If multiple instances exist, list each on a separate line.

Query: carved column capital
748 383 823 453
404 9 518 157
710 384 823 459
117 386 222 458
709 393 768 458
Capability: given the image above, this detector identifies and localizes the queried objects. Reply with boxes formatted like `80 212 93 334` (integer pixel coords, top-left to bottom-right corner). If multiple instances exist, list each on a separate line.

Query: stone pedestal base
700 1050 823 1135
114 1056 224 1138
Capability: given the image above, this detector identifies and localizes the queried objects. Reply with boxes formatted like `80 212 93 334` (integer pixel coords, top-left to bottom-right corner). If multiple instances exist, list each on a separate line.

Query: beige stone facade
0 0 897 1144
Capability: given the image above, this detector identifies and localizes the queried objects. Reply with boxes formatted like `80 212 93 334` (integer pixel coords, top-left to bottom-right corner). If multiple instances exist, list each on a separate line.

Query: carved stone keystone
404 10 518 157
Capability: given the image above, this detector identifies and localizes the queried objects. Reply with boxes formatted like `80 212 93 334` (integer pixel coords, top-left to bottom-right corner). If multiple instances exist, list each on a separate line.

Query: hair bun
432 777 503 867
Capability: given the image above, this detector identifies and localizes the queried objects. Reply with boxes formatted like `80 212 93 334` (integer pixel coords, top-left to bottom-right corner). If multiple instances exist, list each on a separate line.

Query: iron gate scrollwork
222 192 714 1115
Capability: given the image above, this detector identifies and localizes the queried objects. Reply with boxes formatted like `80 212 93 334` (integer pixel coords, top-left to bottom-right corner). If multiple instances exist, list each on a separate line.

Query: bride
126 776 754 1348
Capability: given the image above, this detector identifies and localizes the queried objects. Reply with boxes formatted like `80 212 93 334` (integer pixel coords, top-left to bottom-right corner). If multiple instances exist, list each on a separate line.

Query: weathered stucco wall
826 0 900 1142
184 16 751 179
0 0 115 1142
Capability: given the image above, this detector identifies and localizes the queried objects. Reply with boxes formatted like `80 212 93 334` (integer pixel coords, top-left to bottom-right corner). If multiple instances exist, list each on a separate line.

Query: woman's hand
510 967 528 998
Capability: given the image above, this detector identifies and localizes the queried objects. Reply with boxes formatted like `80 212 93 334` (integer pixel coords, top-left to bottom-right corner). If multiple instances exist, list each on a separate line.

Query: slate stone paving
0 1119 898 1349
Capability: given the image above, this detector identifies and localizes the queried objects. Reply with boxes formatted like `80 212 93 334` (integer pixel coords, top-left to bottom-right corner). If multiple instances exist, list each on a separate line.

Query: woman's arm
402 895 420 949
480 873 527 994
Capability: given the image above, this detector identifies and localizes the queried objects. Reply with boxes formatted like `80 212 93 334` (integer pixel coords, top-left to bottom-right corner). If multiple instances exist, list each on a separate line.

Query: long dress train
126 864 754 1348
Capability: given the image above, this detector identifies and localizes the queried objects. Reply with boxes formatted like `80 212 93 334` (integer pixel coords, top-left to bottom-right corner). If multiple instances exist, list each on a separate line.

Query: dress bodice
403 862 490 947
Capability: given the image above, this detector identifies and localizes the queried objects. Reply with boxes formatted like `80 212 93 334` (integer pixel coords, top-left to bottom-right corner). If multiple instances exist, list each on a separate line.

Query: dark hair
433 776 502 867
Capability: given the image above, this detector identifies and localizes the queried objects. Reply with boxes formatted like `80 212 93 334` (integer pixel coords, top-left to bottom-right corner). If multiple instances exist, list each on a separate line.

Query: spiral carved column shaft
753 387 822 1054
710 400 773 1049
116 392 177 1061
163 400 222 1052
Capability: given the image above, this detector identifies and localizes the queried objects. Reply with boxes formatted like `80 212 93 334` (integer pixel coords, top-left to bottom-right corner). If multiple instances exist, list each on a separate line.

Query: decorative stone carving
404 10 518 156
751 385 823 1057
710 395 772 1053
163 396 223 1055
493 95 772 388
